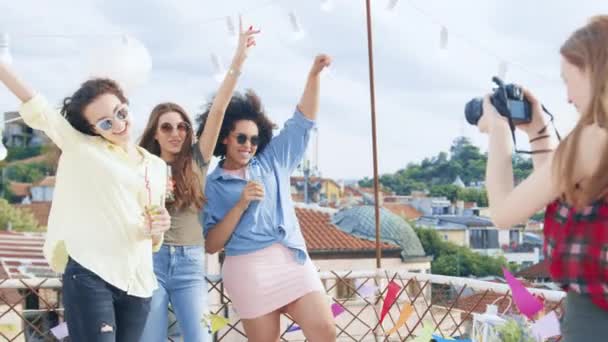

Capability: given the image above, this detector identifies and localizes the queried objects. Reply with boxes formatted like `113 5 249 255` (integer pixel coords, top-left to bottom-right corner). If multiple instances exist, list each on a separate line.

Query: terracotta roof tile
343 186 362 197
34 176 55 187
14 202 52 227
9 182 31 197
383 203 422 220
515 260 550 279
296 207 400 253
359 187 392 196
0 231 55 279
453 290 559 317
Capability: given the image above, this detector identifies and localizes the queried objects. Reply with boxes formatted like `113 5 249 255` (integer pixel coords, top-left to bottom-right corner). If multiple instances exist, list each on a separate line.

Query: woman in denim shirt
201 54 336 342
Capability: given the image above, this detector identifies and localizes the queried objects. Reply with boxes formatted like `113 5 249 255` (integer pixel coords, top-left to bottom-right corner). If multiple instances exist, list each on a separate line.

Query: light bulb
86 34 152 94
320 0 334 12
0 33 12 65
387 0 399 11
226 16 238 46
440 26 449 50
498 61 508 80
210 53 225 83
288 11 306 41
0 135 7 161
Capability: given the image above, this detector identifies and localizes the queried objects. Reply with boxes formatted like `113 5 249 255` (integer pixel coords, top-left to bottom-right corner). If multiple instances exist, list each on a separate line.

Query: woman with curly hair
200 54 336 342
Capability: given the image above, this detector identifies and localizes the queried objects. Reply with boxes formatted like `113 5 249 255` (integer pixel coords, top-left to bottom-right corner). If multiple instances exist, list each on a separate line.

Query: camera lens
464 98 483 125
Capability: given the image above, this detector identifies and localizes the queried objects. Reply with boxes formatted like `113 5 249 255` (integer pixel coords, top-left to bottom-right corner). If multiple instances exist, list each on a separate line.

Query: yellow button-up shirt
20 95 167 298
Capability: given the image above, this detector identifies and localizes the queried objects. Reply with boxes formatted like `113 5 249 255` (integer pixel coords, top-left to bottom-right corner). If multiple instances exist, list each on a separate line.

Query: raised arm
297 54 331 120
0 62 81 149
256 54 331 172
0 62 35 102
479 96 605 227
198 17 260 162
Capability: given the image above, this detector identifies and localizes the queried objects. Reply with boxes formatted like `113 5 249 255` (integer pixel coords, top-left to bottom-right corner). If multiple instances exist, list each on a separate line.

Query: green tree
5 163 50 183
358 177 373 188
429 184 460 202
361 136 533 197
0 199 40 231
414 225 509 277
5 146 43 162
456 188 488 207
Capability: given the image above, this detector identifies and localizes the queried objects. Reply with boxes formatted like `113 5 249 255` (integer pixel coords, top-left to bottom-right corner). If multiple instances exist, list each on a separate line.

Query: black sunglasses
234 133 260 146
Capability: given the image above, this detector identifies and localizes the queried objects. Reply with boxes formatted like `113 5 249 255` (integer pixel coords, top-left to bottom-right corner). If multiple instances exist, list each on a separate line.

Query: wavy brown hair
555 15 608 208
139 103 204 210
61 78 128 136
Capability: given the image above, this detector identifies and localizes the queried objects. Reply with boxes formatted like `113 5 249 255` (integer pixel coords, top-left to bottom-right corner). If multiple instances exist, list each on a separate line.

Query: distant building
2 111 50 148
416 213 540 267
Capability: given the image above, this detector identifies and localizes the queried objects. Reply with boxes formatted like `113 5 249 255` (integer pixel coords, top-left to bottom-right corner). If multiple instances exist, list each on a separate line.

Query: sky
0 0 606 180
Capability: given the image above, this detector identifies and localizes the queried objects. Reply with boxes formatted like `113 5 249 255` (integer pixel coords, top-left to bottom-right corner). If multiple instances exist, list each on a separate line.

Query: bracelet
530 148 553 154
227 68 241 77
530 134 551 143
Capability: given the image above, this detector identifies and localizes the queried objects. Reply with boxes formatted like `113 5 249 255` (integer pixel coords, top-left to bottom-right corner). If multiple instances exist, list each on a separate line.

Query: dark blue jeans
62 257 151 342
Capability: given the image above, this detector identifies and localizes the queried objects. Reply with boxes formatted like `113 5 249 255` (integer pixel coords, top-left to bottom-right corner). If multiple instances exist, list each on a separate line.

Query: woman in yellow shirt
0 64 171 342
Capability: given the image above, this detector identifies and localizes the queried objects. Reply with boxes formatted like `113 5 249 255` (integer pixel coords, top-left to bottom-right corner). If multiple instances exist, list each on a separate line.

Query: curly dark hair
196 90 276 158
60 78 128 136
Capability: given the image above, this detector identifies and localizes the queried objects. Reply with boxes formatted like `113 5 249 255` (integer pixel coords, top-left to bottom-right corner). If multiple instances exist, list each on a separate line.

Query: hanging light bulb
0 125 7 161
288 11 306 41
86 34 152 94
226 16 236 36
439 26 449 50
498 61 508 80
0 33 12 65
387 0 399 11
320 0 334 12
225 16 238 46
0 141 7 161
0 116 21 161
210 53 225 82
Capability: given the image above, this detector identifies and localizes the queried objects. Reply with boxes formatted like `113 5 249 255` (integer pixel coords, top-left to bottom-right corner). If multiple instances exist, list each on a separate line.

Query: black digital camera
464 76 532 126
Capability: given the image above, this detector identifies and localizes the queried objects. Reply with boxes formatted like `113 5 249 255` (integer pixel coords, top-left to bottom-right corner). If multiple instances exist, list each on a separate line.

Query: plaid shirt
544 200 608 310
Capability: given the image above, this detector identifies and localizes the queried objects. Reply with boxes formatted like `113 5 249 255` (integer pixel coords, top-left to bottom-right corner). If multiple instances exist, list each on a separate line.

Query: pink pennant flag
331 302 345 316
502 267 543 319
380 281 402 324
286 303 345 333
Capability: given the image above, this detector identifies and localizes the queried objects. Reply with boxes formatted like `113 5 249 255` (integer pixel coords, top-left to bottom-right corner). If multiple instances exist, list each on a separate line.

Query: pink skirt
222 243 325 319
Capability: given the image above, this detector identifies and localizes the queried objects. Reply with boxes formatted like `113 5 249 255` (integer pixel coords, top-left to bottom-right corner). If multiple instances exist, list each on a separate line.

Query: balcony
0 270 565 341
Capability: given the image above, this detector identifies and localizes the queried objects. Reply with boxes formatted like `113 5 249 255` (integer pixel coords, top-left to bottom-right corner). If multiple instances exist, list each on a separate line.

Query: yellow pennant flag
202 314 229 333
386 303 414 336
412 322 435 342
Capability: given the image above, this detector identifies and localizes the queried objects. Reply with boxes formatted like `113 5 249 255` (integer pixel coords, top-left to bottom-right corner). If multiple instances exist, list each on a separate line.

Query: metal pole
303 160 309 204
365 0 382 269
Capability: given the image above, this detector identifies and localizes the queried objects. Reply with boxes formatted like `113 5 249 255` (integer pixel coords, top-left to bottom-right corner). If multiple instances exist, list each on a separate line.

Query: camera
465 76 532 126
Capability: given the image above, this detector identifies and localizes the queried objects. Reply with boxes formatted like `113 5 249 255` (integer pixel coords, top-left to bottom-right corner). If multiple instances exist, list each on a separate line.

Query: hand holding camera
465 77 558 152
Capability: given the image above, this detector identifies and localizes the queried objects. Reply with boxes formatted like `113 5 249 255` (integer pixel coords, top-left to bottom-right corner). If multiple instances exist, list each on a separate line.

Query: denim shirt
203 109 314 264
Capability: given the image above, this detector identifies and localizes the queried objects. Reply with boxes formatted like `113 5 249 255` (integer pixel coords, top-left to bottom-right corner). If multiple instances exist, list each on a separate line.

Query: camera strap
507 105 562 155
